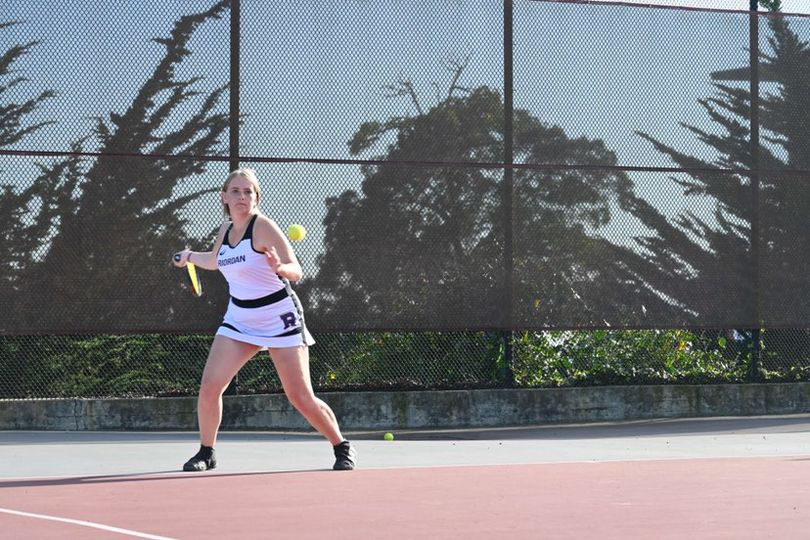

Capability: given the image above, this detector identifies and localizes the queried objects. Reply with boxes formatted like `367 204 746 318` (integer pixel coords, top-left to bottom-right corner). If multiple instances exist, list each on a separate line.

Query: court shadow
0 468 332 489
0 432 319 446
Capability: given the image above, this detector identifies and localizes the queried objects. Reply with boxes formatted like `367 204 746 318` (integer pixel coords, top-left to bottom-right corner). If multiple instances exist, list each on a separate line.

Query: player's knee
199 378 226 402
286 388 316 412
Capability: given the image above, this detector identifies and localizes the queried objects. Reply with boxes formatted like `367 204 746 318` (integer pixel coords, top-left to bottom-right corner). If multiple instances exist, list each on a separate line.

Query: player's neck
230 210 257 229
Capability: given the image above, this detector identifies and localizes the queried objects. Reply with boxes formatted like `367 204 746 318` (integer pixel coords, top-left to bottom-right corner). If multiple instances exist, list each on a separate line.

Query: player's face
222 175 258 215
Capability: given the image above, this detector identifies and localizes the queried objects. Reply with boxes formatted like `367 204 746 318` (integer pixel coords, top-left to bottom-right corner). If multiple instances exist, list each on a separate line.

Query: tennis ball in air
384 432 394 441
288 224 306 242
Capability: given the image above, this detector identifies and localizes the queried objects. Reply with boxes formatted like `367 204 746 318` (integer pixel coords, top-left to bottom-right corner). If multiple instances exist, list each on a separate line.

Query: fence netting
3 0 810 397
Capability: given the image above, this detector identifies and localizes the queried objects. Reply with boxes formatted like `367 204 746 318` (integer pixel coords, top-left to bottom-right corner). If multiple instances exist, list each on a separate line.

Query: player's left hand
265 246 282 273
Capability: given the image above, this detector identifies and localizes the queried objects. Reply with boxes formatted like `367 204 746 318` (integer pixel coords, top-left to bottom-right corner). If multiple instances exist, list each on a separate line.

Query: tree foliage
0 22 55 146
631 14 810 362
0 21 56 322
759 0 782 11
1 2 231 334
302 65 678 330
633 15 810 318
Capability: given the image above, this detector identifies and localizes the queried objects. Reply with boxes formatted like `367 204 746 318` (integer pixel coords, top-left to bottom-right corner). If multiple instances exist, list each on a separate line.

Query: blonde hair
222 168 261 216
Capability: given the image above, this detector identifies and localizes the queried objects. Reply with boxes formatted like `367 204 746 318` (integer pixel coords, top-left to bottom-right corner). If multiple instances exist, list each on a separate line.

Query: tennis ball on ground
384 432 394 441
287 224 306 242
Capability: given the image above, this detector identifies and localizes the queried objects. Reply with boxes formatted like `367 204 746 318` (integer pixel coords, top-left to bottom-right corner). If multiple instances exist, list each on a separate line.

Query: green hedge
2 330 809 399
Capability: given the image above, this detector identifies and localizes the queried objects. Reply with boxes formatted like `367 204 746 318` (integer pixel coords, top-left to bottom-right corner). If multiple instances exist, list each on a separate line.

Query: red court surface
1 456 809 539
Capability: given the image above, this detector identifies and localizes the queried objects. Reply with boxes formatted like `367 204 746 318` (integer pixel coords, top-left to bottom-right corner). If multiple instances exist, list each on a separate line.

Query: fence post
748 0 762 381
225 0 241 395
501 0 515 386
229 0 241 173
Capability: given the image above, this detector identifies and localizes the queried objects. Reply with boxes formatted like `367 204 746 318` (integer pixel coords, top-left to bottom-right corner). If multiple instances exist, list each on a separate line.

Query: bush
1 329 808 399
513 329 747 387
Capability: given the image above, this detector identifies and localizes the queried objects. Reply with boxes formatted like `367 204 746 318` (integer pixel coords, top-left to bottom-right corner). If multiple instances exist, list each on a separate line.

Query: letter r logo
280 312 297 329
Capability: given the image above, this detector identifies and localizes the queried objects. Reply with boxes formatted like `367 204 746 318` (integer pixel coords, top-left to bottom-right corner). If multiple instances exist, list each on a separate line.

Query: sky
3 0 810 263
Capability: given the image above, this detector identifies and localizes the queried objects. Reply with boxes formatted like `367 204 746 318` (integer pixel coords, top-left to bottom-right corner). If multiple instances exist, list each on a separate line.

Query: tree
3 1 232 334
0 21 56 324
0 22 55 146
631 12 810 362
302 62 676 331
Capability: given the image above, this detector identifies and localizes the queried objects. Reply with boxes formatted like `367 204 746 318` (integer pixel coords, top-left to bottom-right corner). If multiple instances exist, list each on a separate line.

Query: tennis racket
174 253 202 297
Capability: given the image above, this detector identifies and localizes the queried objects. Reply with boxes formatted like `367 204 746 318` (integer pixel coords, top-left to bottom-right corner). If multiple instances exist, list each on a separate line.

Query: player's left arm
253 215 303 282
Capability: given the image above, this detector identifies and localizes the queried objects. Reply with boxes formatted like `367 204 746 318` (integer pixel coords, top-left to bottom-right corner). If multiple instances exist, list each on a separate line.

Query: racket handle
174 253 182 262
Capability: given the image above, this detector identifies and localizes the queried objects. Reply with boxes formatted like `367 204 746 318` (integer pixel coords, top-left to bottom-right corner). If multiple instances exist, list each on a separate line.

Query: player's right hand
173 250 191 268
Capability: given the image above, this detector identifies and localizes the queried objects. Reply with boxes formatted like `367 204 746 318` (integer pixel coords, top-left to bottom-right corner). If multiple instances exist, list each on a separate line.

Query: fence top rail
4 149 810 177
528 0 810 18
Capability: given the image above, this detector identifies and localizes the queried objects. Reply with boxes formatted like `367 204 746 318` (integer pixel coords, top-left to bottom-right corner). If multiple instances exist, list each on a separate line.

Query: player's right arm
172 221 231 271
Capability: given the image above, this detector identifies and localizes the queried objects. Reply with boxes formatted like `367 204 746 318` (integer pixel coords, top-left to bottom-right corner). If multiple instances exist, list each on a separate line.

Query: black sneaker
333 441 357 471
183 446 216 472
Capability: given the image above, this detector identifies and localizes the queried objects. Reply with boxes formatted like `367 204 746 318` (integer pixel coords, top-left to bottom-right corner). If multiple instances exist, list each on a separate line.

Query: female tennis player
172 168 356 471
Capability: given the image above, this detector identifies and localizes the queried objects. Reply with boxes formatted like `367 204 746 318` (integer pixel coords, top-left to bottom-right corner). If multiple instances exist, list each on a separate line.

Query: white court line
0 507 176 540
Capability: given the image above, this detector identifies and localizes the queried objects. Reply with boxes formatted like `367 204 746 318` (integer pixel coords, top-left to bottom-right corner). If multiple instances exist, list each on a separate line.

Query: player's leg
199 335 260 444
183 335 260 471
270 345 356 470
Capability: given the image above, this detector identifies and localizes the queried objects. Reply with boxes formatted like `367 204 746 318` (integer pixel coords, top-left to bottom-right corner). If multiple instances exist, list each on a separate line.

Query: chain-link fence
3 0 810 398
5 329 810 399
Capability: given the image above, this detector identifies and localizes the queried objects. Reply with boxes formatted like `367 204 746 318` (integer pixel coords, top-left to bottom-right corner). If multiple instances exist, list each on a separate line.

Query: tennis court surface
1 415 809 539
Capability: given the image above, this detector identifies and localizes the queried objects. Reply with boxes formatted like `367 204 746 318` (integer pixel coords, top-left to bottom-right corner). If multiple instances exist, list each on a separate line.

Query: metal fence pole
748 0 762 381
229 0 241 173
225 0 241 395
501 0 515 386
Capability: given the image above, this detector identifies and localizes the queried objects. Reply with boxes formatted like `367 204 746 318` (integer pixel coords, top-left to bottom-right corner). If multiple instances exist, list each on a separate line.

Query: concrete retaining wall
2 383 810 431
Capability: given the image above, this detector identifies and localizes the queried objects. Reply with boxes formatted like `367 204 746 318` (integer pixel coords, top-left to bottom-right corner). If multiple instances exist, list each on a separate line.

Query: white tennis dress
215 214 314 348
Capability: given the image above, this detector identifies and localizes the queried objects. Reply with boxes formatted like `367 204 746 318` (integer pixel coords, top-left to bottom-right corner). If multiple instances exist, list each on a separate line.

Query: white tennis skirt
215 288 315 349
